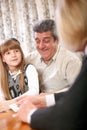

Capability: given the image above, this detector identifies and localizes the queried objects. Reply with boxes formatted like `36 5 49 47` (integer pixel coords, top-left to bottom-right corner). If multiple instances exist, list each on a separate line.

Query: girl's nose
11 51 16 56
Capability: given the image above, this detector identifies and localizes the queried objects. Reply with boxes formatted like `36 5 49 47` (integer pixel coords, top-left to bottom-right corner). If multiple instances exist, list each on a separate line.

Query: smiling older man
26 19 82 93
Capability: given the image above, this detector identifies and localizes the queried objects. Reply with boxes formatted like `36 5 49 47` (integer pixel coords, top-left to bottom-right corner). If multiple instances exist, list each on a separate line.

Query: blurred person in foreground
16 0 87 130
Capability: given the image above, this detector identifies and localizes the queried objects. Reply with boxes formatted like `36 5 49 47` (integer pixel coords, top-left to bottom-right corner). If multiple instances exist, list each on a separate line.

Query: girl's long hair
0 38 26 100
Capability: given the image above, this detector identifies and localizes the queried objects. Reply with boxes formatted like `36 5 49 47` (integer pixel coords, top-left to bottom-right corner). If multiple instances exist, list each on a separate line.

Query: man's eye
36 40 40 44
44 39 50 43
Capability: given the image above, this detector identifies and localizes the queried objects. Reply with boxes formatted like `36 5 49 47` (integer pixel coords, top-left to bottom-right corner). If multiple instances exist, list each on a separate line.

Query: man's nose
39 41 45 49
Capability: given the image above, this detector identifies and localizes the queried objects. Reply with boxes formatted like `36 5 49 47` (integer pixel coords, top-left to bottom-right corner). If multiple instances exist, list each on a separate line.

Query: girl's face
2 48 22 72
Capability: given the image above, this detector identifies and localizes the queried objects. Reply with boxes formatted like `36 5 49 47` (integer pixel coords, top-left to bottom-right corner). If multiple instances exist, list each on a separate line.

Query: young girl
0 38 39 112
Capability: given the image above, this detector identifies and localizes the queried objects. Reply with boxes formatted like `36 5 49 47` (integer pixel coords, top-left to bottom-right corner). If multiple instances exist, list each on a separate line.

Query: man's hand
16 100 37 123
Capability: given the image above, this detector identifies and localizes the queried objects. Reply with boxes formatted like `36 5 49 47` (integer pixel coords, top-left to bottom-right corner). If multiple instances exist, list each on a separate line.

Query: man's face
35 31 58 63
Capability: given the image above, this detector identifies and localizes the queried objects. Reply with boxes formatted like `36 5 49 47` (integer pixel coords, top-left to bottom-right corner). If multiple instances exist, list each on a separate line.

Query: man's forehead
35 31 52 39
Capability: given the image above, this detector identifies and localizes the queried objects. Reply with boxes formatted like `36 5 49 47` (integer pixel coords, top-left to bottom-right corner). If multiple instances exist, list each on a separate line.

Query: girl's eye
5 51 10 55
15 49 20 53
15 49 19 52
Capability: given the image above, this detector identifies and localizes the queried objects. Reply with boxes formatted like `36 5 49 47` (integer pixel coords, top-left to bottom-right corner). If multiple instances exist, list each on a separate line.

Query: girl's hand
0 99 16 112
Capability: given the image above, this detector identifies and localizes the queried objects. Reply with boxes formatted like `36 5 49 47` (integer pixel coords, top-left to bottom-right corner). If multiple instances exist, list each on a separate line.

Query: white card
9 103 19 112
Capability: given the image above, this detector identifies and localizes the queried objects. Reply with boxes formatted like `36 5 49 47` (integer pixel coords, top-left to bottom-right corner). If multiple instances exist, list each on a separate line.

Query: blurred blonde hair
55 0 87 51
0 38 26 99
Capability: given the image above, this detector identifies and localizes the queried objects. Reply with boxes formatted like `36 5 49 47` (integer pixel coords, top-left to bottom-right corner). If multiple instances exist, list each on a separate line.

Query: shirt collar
9 70 22 80
52 45 60 61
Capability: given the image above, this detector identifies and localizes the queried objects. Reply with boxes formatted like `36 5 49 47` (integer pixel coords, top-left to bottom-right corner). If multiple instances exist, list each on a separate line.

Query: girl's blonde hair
55 0 87 51
0 38 26 99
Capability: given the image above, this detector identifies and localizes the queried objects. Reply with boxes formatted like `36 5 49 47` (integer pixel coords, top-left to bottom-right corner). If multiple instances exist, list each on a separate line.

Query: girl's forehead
7 48 19 50
4 47 20 54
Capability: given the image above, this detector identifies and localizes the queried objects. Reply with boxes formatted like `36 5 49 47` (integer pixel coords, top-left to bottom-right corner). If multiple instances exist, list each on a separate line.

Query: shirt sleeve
27 108 37 123
23 64 39 96
45 94 55 106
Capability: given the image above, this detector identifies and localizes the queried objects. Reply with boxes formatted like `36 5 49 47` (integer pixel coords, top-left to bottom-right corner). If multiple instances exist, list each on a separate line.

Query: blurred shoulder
59 45 83 61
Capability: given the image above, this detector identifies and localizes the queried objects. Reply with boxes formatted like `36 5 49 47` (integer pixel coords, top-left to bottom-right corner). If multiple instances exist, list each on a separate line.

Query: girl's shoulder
24 63 36 72
24 63 30 70
24 63 31 71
